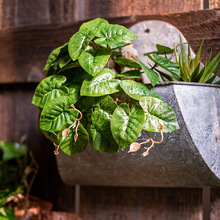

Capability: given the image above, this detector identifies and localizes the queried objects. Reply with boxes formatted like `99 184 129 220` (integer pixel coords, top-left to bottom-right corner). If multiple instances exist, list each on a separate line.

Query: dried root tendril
128 123 164 157
53 143 60 155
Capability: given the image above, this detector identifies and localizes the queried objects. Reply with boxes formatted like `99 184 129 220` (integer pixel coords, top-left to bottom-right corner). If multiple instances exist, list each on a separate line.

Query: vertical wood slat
80 187 203 220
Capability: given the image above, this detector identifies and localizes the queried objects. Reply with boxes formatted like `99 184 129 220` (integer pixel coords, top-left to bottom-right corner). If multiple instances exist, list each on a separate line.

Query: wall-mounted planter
56 82 220 187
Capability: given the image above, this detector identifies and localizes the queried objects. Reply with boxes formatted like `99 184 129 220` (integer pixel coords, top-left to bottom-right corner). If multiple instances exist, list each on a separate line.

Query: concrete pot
56 82 220 187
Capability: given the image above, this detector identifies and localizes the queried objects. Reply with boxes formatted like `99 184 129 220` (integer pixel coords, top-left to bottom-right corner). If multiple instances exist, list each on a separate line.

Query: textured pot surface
56 82 220 187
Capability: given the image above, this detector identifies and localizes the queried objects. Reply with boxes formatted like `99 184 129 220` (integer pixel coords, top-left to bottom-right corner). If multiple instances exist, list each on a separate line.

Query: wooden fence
0 1 220 219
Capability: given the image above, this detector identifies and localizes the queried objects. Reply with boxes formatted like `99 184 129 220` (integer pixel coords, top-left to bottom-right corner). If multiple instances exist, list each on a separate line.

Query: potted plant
32 18 220 187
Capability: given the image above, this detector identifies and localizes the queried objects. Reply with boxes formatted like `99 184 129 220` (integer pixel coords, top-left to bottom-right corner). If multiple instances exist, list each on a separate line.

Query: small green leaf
120 80 161 100
80 68 121 97
116 70 141 78
89 96 119 152
39 96 79 132
132 57 160 86
78 48 110 76
111 104 145 149
59 53 72 69
108 42 131 50
0 207 15 220
0 141 27 161
89 124 119 153
58 123 89 155
139 96 179 132
68 83 81 104
44 43 68 71
32 75 69 108
79 18 109 31
94 24 137 45
156 44 174 54
115 57 141 68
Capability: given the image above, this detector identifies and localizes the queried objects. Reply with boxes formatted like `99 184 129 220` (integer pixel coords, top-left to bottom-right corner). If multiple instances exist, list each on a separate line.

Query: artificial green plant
145 38 220 83
32 18 179 157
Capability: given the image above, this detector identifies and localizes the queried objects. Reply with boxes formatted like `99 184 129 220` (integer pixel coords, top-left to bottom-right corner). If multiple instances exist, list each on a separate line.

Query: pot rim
150 81 220 89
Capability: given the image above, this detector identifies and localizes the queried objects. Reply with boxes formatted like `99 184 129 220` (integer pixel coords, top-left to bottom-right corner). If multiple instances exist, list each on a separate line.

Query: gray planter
56 82 220 187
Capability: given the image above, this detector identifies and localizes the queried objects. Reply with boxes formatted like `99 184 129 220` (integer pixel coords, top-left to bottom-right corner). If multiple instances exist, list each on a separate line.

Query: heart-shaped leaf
44 43 68 71
120 80 161 100
139 96 179 132
94 24 137 45
132 57 160 86
68 18 108 61
39 96 79 132
57 123 89 155
80 68 121 97
78 48 110 76
111 104 145 149
32 75 69 108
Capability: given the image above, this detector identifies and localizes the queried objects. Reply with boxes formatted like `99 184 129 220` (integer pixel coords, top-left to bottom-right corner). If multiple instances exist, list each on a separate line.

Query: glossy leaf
68 83 81 104
111 104 145 149
139 96 179 133
120 80 161 100
58 123 89 155
80 68 121 97
108 42 131 50
79 17 109 31
78 48 110 76
94 24 137 45
116 70 141 78
44 43 68 71
115 57 141 68
59 53 71 68
32 75 68 108
132 57 160 86
39 96 79 132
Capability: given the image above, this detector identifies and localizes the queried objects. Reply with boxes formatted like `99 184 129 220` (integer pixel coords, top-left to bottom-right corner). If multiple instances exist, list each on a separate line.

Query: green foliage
145 39 220 83
32 18 179 156
0 141 27 207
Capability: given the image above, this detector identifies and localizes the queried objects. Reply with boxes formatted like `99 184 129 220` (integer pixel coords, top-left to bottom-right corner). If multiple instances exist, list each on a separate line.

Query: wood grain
0 9 219 84
209 0 220 9
80 186 202 220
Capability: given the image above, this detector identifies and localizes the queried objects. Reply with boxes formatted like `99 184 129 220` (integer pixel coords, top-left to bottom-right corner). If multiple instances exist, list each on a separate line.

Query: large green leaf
68 83 81 104
94 24 137 45
0 207 15 220
120 80 161 100
0 141 27 161
132 57 160 86
57 123 89 155
80 68 121 97
39 96 79 132
78 48 110 76
32 75 68 108
139 96 179 132
68 18 108 61
111 104 145 149
44 43 68 71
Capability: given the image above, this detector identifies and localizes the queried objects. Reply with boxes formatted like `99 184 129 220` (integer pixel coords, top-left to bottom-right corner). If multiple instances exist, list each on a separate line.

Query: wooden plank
209 0 220 9
134 0 202 15
0 9 219 83
0 0 78 29
83 0 133 20
0 84 76 212
80 186 203 220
